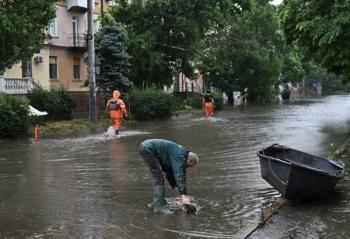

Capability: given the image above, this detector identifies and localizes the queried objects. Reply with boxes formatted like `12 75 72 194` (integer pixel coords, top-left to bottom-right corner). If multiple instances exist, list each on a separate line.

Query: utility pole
88 0 97 122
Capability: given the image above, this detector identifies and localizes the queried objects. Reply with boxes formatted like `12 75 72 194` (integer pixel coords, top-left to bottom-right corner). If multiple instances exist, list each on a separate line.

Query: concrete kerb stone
232 139 350 239
232 198 286 239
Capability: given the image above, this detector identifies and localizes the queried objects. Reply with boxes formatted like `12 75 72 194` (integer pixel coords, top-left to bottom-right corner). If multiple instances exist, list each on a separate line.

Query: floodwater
1 95 350 239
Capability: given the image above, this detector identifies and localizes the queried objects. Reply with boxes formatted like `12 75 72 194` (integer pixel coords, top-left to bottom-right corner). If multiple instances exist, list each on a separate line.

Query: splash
104 126 152 138
191 116 226 122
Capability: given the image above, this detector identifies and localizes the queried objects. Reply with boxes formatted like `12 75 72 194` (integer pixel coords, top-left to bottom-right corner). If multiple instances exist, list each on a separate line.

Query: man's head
187 152 199 168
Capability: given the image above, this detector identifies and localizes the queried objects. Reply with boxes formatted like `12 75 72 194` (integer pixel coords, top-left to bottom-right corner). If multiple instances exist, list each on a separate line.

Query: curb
233 139 350 239
232 198 285 239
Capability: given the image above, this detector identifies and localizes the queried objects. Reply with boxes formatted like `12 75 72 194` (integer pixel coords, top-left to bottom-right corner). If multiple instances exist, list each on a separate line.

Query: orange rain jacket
106 90 127 129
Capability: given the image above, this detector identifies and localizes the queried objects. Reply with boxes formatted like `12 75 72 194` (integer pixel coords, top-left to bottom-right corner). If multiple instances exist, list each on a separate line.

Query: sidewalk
236 141 350 239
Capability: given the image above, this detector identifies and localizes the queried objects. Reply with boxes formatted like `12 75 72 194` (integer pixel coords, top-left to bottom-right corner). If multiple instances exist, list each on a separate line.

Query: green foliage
180 93 202 109
212 91 224 110
200 2 282 102
280 48 305 86
0 94 30 138
0 0 56 72
110 0 250 88
28 88 76 121
129 88 174 120
328 143 342 161
95 21 131 98
281 0 350 80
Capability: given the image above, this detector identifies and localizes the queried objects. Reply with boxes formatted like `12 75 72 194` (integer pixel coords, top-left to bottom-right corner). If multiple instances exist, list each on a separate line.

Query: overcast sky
271 0 283 5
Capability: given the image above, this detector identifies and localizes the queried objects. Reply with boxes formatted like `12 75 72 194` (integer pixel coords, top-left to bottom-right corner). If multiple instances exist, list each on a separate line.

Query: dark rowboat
257 144 345 199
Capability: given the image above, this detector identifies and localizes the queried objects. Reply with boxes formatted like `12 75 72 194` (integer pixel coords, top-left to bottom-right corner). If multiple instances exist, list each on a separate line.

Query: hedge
28 88 76 121
128 88 175 120
0 94 30 138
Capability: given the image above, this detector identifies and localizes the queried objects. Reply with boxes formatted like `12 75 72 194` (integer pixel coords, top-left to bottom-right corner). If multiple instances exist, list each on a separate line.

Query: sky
271 0 283 5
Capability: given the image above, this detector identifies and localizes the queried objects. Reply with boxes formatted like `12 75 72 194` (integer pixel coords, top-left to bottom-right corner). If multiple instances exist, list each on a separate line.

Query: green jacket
140 139 189 195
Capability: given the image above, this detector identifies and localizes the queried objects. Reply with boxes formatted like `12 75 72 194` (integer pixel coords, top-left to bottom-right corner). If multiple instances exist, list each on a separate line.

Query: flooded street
1 95 350 238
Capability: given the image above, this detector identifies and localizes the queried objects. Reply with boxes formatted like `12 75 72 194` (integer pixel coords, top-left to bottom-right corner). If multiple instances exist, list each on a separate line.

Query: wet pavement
1 95 350 238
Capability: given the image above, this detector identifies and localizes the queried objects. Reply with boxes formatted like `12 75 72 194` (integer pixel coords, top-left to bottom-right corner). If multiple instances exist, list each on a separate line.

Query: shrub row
128 88 175 120
0 94 30 138
28 88 76 121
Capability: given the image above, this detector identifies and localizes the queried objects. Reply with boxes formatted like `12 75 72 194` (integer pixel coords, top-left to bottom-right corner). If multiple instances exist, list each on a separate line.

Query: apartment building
4 0 112 92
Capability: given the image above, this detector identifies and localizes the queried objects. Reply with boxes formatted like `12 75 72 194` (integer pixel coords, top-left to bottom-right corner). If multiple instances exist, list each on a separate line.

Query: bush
28 88 76 121
186 93 203 109
129 88 175 120
0 94 30 138
212 91 224 110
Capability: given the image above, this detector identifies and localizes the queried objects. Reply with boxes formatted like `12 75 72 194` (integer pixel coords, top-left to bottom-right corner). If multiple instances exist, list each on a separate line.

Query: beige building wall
3 63 21 78
32 48 51 89
49 46 88 91
3 48 50 89
4 0 111 92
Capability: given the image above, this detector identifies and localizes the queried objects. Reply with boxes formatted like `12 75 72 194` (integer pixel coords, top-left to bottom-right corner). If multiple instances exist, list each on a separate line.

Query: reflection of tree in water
109 139 129 203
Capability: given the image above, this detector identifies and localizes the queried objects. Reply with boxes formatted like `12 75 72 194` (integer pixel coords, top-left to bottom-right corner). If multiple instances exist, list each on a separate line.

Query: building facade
3 0 111 92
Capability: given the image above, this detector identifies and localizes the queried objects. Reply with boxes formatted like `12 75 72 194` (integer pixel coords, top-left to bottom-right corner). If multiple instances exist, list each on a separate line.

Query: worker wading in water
106 90 128 135
203 90 215 117
139 139 199 214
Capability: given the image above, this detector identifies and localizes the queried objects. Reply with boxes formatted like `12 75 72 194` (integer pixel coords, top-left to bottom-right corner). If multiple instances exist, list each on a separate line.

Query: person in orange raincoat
106 90 128 135
202 90 215 117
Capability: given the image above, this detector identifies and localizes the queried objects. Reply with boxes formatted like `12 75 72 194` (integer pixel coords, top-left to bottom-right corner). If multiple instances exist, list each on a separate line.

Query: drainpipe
101 0 104 17
88 0 97 122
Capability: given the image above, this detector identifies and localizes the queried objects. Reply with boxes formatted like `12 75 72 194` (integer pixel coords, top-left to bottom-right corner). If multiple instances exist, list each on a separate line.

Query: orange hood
112 90 121 99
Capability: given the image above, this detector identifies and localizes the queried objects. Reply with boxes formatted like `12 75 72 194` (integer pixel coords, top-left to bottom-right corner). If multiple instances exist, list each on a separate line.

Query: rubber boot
115 129 119 135
153 185 174 214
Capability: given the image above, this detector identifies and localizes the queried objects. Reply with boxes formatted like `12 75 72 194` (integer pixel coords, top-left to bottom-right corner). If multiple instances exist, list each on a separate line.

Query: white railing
0 77 34 95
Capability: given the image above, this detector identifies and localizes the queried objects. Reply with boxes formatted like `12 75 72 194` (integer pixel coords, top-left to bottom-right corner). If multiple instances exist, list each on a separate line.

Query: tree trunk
226 91 234 106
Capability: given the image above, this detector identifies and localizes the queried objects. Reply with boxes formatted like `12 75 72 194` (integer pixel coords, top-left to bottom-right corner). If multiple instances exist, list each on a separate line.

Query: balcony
68 34 87 51
67 0 88 13
0 77 35 95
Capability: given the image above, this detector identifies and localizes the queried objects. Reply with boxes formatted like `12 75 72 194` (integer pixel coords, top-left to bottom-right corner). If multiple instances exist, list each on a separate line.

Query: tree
200 1 282 103
0 0 55 73
281 0 350 79
95 21 131 98
110 0 250 88
280 47 305 86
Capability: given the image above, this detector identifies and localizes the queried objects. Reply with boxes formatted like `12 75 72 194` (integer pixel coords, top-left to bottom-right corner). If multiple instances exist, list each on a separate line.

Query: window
49 56 57 80
73 58 80 80
72 16 79 46
21 59 32 77
48 18 58 37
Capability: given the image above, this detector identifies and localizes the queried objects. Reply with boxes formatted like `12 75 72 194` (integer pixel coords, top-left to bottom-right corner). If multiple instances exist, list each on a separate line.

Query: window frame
49 56 58 80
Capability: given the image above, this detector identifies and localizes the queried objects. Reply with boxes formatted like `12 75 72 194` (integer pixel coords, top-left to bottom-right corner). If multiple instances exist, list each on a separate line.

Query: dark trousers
139 146 164 187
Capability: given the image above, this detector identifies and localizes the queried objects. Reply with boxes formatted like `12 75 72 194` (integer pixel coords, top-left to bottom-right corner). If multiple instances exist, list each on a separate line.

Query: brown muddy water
1 95 350 239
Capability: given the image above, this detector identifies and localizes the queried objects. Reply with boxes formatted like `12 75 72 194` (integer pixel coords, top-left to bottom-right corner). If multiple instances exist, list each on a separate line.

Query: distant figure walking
203 90 215 117
139 139 199 214
106 90 128 135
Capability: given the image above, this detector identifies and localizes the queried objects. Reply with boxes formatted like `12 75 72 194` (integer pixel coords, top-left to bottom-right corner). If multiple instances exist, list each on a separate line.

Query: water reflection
0 95 350 238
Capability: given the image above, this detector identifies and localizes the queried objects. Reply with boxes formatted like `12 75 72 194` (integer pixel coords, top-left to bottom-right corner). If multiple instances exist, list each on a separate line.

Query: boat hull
258 144 344 199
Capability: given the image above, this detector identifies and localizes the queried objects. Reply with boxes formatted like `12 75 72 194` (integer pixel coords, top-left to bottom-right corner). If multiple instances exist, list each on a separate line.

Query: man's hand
181 195 191 205
181 195 197 214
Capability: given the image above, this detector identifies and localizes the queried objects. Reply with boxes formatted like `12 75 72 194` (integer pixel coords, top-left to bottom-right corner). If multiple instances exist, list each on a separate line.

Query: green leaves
110 0 247 88
0 0 56 72
200 1 282 102
0 94 30 138
281 0 350 79
95 21 131 98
